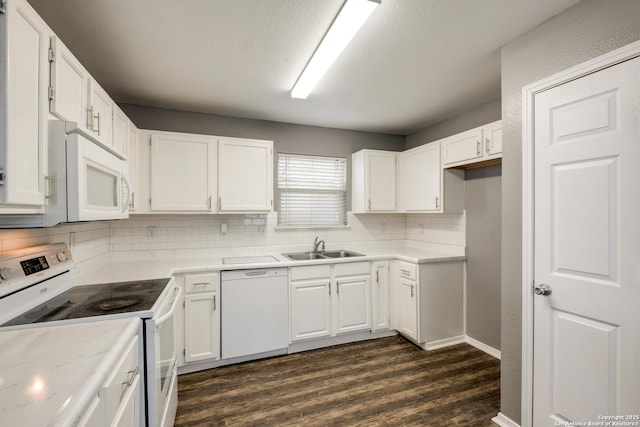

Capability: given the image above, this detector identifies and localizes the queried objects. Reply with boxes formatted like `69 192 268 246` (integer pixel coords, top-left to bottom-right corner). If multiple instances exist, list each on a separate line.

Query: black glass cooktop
3 278 171 326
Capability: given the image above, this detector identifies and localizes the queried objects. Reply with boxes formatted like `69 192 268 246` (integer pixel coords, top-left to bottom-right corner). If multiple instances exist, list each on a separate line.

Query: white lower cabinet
183 273 220 363
290 262 370 343
371 261 390 332
77 397 101 427
397 277 418 340
392 260 464 349
78 333 142 427
110 374 141 427
290 278 332 341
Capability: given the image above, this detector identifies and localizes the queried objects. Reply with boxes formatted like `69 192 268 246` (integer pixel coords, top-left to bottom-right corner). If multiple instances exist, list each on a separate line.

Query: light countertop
72 241 465 285
0 318 140 427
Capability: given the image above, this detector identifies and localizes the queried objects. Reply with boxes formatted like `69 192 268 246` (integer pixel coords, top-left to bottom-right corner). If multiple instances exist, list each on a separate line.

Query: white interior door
533 56 640 425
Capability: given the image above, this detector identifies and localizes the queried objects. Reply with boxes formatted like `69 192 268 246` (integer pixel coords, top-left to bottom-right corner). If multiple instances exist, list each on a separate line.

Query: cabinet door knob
485 137 491 154
476 140 481 155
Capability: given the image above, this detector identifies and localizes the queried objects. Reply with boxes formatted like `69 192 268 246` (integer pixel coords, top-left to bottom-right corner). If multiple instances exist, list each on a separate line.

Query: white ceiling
28 0 579 135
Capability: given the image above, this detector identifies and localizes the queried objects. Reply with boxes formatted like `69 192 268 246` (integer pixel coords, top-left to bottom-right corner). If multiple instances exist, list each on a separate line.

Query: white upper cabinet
112 104 129 158
217 137 273 212
483 120 502 157
49 36 129 159
49 36 90 131
352 149 397 213
0 0 51 209
441 120 502 167
150 131 216 212
403 143 441 212
86 78 114 150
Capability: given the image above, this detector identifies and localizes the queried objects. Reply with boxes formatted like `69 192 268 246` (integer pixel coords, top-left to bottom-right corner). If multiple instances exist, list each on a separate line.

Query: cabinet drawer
290 264 331 281
185 273 219 293
398 262 417 280
100 335 139 423
334 261 370 277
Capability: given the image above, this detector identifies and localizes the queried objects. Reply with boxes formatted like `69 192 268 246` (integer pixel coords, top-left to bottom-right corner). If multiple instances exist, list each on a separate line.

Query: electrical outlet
147 226 157 239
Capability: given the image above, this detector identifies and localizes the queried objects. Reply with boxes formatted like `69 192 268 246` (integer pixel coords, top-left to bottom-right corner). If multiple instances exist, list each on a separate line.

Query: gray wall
120 104 405 211
465 165 502 350
500 0 640 423
405 98 501 149
406 99 502 349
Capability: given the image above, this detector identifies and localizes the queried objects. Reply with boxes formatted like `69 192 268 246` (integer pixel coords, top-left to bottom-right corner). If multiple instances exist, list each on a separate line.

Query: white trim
424 335 465 350
492 412 520 427
465 335 501 360
521 39 640 427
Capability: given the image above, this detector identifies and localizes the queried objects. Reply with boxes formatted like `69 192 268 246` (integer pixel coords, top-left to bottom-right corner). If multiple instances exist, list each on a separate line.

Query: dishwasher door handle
244 270 268 277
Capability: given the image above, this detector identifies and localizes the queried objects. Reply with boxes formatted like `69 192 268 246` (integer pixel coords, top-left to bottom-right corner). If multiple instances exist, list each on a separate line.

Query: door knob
533 284 552 296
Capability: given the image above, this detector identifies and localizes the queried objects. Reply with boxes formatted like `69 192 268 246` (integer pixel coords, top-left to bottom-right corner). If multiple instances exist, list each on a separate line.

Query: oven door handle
155 285 182 327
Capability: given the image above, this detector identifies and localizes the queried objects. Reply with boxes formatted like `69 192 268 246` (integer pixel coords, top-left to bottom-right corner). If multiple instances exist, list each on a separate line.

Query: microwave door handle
155 286 182 327
121 174 132 213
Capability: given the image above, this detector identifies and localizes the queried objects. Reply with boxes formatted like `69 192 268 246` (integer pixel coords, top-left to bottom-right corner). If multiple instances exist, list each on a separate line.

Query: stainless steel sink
282 252 328 261
318 250 364 258
282 250 365 261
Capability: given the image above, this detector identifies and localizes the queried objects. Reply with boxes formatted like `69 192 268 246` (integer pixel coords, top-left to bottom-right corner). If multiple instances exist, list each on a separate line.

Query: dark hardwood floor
175 335 500 426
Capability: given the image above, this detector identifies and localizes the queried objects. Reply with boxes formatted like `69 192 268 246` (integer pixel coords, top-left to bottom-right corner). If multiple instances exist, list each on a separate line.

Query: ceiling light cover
291 0 380 99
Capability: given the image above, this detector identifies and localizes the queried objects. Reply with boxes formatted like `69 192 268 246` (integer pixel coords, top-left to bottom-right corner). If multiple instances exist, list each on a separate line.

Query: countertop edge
52 318 140 427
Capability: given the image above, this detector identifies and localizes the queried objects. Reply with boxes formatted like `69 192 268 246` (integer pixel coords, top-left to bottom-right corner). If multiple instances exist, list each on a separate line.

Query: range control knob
0 268 12 280
57 252 67 262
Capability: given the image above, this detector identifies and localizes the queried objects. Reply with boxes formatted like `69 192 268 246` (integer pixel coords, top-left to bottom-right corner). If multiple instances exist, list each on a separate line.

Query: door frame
521 39 640 427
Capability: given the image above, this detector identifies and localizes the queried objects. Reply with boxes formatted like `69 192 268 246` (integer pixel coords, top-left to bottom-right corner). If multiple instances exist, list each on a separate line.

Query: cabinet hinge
48 47 55 63
183 348 186 357
0 169 5 185
48 86 55 101
0 0 6 15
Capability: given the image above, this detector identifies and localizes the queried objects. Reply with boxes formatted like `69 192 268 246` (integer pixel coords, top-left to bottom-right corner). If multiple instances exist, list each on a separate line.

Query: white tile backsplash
108 211 464 252
0 222 110 265
405 212 466 247
0 210 465 266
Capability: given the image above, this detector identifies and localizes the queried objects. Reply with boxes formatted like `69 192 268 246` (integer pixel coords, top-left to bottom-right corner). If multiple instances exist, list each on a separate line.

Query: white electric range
0 243 180 427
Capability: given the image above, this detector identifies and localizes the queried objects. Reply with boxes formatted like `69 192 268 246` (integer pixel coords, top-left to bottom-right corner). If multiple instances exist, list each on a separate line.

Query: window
277 153 347 226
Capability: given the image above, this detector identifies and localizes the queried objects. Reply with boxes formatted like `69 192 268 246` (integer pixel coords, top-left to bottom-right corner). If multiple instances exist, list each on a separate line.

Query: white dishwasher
221 268 289 359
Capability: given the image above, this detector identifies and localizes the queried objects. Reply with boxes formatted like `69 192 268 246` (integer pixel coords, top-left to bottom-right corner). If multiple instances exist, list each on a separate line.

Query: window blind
278 153 347 226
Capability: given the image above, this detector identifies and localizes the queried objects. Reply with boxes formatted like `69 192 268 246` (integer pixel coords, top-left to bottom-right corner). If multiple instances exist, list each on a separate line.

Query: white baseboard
465 335 501 360
424 335 466 350
492 412 520 427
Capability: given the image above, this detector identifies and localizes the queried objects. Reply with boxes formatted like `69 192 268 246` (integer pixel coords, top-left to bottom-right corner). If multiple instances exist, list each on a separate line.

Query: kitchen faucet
313 236 325 253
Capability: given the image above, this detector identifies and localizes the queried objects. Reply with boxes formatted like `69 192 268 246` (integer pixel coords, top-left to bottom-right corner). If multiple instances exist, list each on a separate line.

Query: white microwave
0 121 130 228
66 131 130 222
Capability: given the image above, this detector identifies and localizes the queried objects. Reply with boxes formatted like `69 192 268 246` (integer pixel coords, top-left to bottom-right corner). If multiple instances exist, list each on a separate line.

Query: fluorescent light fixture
291 0 380 99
